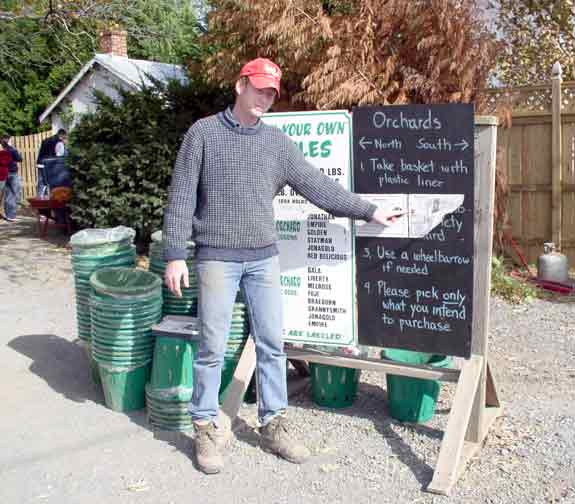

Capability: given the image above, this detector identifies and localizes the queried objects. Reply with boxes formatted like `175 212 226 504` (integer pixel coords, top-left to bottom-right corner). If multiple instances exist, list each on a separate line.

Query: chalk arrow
359 136 372 150
454 138 469 151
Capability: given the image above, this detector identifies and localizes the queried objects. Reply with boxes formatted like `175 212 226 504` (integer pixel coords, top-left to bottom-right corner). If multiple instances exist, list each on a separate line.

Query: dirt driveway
1 216 574 503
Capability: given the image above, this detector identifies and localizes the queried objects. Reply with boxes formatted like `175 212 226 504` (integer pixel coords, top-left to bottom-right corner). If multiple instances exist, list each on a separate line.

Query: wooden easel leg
427 355 483 495
428 357 503 495
485 361 500 408
219 337 257 431
466 359 503 444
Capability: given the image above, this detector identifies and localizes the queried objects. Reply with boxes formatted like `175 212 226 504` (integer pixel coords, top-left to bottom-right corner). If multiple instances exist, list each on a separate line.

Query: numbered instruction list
353 104 475 358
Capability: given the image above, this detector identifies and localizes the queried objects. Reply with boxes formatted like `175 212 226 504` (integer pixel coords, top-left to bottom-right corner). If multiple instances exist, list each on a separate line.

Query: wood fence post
551 62 563 249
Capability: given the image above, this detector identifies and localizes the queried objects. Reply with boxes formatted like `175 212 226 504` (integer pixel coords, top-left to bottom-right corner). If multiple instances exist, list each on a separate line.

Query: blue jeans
4 173 21 219
190 255 287 425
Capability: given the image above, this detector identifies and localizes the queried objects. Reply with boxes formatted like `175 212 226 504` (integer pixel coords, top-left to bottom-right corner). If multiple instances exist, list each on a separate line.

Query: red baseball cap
239 58 282 97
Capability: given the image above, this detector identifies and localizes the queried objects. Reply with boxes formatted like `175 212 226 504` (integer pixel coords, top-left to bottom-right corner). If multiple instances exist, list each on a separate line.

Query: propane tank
537 242 569 283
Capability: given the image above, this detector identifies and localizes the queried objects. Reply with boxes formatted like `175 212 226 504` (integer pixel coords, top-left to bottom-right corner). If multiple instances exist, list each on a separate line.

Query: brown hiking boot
194 422 224 474
259 415 311 464
213 426 232 449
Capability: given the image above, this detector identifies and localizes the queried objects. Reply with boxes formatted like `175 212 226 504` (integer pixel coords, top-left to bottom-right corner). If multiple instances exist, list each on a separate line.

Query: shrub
68 76 233 249
491 256 539 304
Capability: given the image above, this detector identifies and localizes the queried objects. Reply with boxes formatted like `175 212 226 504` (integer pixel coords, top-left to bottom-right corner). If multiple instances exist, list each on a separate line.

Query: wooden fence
480 63 575 266
13 131 51 200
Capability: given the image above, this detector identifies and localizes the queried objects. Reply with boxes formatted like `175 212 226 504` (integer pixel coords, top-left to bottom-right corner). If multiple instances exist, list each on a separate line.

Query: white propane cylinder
537 242 569 283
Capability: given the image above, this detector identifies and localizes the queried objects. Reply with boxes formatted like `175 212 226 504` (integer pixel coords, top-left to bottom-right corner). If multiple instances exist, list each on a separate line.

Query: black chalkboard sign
353 104 474 358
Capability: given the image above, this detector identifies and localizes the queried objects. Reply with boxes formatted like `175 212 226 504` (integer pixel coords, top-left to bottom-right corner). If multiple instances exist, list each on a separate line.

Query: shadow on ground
6 332 451 486
288 377 448 489
8 333 103 404
7 333 193 461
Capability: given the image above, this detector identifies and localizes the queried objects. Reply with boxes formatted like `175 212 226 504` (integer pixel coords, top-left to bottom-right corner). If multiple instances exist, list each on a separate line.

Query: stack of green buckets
146 321 199 431
148 231 197 317
89 267 163 412
70 227 136 383
146 231 252 410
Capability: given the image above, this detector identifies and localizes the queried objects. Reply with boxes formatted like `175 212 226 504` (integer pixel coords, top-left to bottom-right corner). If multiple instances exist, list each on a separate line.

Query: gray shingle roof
94 53 188 88
39 53 188 123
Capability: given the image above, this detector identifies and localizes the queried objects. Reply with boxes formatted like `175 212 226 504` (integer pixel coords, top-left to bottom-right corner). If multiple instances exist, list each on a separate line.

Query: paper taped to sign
354 194 409 238
355 193 464 238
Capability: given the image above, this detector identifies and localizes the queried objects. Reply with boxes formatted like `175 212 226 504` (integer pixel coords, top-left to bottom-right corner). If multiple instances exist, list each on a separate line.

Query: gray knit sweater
162 108 377 262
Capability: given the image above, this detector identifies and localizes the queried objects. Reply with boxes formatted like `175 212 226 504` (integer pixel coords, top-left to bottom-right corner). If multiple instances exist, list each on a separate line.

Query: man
1 134 22 222
163 58 405 475
36 128 67 196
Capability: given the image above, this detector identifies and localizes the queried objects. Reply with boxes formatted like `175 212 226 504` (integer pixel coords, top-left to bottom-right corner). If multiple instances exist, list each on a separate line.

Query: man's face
235 79 276 118
59 134 68 143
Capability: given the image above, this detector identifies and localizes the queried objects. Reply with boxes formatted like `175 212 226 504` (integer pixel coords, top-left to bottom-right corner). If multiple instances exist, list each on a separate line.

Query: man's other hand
370 207 409 225
165 260 189 298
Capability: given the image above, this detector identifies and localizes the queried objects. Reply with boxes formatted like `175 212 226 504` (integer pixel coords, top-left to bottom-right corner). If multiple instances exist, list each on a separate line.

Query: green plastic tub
89 267 162 410
384 352 453 423
145 385 194 432
70 227 136 345
148 233 198 317
81 341 101 386
149 336 197 392
99 362 151 412
310 363 360 408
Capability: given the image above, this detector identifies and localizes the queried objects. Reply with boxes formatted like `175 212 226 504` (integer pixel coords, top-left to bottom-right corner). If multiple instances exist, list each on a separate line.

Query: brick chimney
99 29 128 57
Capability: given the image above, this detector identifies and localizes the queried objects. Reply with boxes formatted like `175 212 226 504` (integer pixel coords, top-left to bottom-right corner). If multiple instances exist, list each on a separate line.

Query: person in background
36 128 67 197
55 136 68 158
1 134 23 222
0 141 12 214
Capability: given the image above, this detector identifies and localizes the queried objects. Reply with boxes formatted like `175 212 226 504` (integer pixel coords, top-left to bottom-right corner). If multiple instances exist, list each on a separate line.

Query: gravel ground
1 216 574 504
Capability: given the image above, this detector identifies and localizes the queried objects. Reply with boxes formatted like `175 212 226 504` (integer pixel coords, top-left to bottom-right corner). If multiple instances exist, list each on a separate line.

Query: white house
39 30 188 132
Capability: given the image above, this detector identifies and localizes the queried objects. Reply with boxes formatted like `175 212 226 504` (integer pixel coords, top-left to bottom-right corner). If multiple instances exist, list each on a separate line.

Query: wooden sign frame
220 116 501 496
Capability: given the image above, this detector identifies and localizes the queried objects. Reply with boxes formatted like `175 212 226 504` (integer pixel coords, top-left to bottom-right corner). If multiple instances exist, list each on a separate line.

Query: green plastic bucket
89 268 162 370
70 227 136 345
384 353 453 423
382 348 433 365
144 331 198 432
148 234 198 317
90 337 154 349
99 362 151 412
309 363 360 408
81 341 101 386
92 352 152 367
145 386 194 432
92 300 163 314
145 392 192 413
91 316 160 331
149 336 196 393
92 340 154 354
